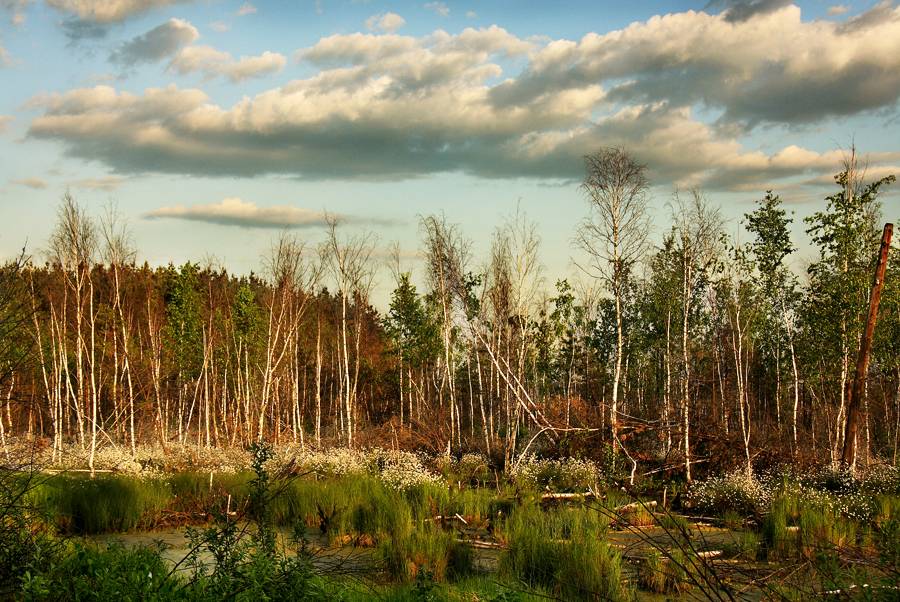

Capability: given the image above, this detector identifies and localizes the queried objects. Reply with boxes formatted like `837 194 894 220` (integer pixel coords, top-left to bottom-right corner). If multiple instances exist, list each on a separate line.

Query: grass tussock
499 505 627 601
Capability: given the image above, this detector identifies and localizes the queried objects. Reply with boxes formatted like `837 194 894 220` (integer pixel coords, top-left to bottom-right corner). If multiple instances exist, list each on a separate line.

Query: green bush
20 543 178 601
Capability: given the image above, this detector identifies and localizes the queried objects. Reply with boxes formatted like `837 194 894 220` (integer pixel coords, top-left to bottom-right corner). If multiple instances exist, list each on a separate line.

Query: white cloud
236 2 256 16
71 176 125 190
110 18 198 66
170 46 286 81
26 9 900 191
11 177 48 189
827 4 849 15
365 11 405 33
0 115 12 132
209 20 230 32
494 3 900 126
465 10 476 18
145 197 332 228
46 0 189 23
424 1 448 17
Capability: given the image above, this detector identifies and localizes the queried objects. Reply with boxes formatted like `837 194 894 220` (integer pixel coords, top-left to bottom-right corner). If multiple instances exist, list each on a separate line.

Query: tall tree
670 191 723 481
577 147 649 454
805 149 895 464
744 192 800 448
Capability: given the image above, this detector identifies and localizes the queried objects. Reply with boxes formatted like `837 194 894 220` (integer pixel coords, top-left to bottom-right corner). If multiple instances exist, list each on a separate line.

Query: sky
0 0 899 306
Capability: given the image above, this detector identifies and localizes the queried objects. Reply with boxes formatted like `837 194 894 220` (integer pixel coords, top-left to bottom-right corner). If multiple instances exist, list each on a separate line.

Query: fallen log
614 500 657 513
457 538 505 549
540 491 595 500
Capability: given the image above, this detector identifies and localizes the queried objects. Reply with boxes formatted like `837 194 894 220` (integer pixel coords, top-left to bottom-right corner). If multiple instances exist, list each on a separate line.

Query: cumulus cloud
144 197 391 229
11 177 48 189
424 1 448 17
170 46 285 81
47 0 189 22
365 12 405 33
110 18 198 66
25 9 900 191
493 3 900 127
0 115 12 132
827 4 849 16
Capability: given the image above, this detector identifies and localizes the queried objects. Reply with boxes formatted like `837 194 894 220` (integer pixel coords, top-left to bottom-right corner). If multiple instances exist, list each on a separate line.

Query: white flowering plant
689 470 772 516
510 455 601 492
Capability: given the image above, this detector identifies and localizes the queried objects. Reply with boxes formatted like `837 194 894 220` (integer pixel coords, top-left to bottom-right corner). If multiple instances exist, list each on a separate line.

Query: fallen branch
540 491 596 501
614 500 657 513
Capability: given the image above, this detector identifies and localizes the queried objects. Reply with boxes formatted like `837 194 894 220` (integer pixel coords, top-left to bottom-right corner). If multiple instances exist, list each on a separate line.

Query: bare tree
258 231 322 442
100 204 137 455
671 190 723 482
324 217 376 448
577 148 650 454
421 214 470 449
49 193 100 474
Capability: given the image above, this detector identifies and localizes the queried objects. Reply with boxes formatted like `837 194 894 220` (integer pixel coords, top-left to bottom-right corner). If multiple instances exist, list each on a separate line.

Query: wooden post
842 223 893 468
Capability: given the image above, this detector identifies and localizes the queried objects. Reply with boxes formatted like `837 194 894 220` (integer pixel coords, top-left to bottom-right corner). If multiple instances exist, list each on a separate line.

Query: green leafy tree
744 191 800 445
804 156 895 463
384 273 440 426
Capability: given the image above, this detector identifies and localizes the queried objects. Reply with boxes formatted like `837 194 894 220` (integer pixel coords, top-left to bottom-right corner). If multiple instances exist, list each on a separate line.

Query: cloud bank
26 4 900 192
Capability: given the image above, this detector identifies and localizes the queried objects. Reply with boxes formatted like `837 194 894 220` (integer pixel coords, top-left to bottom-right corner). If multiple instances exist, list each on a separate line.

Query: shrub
689 470 770 517
509 456 600 492
20 543 177 601
1 469 60 597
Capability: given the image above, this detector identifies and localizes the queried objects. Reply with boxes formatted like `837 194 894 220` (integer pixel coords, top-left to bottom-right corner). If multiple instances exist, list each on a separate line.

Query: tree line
0 147 897 478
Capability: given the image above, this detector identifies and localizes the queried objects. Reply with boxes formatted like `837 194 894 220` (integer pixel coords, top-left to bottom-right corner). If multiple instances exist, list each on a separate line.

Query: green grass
499 504 627 601
378 523 473 583
638 551 668 594
33 475 172 534
762 494 799 559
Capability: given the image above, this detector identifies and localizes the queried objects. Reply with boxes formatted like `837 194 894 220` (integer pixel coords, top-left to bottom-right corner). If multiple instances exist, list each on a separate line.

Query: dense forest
1 148 897 479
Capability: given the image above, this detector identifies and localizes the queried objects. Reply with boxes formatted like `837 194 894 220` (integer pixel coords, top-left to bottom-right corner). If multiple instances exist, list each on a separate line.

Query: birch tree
576 148 649 454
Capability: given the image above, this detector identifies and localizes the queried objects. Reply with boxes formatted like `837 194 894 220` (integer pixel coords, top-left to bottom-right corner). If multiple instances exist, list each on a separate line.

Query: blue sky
1 0 898 305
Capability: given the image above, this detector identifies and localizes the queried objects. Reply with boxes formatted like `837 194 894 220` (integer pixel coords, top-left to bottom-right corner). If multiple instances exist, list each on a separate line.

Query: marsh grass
378 523 473 582
499 504 627 601
37 475 171 534
798 505 856 558
716 530 761 564
762 494 800 558
638 551 668 594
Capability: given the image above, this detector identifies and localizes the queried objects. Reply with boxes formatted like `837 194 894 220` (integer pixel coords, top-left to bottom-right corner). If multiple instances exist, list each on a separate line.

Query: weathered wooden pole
842 222 893 468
